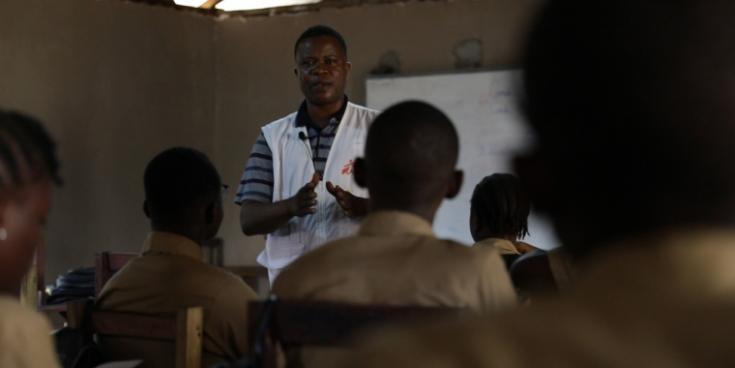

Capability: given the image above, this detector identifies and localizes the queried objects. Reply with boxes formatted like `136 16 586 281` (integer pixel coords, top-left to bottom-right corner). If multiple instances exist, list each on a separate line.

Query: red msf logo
342 160 354 175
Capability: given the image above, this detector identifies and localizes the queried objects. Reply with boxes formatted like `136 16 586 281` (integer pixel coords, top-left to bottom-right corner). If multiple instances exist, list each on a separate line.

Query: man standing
273 101 516 313
235 25 378 281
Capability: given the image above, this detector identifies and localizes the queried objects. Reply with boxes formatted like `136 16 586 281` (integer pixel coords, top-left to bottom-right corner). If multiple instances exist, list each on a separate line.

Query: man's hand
326 181 368 218
288 173 320 217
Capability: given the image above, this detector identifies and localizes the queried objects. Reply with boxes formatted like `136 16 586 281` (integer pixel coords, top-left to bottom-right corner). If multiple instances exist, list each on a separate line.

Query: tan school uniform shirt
474 238 522 256
342 229 735 368
0 296 60 368
96 232 258 366
273 211 517 313
476 238 577 291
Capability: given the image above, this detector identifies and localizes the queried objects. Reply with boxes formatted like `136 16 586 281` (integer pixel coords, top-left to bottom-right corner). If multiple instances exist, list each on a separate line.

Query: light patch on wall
453 38 484 69
215 0 322 11
173 0 208 7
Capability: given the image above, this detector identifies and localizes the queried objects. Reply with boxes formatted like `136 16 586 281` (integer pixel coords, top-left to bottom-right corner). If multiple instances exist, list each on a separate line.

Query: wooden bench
246 297 465 368
67 300 203 368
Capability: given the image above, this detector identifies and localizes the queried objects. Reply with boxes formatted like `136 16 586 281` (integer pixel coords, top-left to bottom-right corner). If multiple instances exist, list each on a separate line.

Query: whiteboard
366 70 560 250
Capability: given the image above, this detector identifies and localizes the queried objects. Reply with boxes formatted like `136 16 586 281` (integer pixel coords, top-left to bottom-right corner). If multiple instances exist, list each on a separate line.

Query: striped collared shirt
235 98 348 204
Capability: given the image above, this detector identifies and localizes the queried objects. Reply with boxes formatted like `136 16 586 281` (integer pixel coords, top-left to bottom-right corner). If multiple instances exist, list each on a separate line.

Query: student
96 148 258 367
470 173 537 267
507 247 573 298
339 1 735 366
0 111 62 367
235 25 379 282
273 101 516 313
471 173 569 298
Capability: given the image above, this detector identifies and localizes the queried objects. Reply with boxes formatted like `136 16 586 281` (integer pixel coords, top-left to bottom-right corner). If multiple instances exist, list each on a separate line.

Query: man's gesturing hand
326 181 368 218
289 173 320 217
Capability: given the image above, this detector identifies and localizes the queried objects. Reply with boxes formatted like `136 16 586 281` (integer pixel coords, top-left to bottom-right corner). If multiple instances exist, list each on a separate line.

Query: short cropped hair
144 147 221 223
365 101 458 206
294 25 347 57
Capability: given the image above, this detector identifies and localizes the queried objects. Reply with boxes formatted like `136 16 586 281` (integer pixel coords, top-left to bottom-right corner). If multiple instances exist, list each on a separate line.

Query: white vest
258 102 379 281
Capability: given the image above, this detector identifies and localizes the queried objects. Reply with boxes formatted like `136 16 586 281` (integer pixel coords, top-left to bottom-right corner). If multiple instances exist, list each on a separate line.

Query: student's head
517 0 735 257
470 173 530 243
0 111 61 295
354 101 462 222
293 25 351 107
143 147 223 244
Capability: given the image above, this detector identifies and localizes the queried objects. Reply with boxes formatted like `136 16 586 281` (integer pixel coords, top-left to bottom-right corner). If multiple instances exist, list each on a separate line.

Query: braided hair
471 173 530 240
0 111 61 191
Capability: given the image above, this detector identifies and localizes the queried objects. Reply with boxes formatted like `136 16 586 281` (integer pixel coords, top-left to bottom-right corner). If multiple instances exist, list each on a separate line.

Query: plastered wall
0 0 540 280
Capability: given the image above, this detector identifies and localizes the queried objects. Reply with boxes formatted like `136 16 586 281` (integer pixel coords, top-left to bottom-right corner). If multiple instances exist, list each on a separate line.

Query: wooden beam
200 0 222 9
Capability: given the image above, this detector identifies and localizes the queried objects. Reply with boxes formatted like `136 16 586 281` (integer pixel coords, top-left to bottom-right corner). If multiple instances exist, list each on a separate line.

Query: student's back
273 102 515 314
348 232 735 367
274 211 513 312
95 148 257 367
96 234 257 367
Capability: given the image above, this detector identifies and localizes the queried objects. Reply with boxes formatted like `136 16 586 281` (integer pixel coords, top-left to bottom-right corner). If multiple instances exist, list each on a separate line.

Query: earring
0 228 6 241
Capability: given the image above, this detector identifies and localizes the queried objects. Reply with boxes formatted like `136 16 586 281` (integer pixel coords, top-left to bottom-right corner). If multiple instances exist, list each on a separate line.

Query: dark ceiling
122 0 443 17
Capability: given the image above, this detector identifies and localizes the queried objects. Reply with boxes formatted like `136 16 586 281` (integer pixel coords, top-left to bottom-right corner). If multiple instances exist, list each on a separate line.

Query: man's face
295 36 351 106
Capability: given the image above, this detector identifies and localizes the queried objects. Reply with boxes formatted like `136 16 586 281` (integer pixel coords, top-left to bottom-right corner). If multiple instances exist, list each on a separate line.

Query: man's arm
236 132 301 236
239 200 294 236
240 173 320 235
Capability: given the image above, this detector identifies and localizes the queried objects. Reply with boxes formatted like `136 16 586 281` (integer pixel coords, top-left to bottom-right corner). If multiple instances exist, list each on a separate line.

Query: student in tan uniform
471 173 572 298
273 101 516 313
338 1 735 367
0 111 62 368
470 173 537 267
96 148 258 367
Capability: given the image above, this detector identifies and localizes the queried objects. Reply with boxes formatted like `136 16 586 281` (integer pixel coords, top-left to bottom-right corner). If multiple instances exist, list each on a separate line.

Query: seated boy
96 148 258 367
273 101 516 313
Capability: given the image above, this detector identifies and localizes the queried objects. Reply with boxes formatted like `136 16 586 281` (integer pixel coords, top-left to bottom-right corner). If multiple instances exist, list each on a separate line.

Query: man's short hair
0 110 62 191
144 147 221 223
471 173 530 240
294 25 348 57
